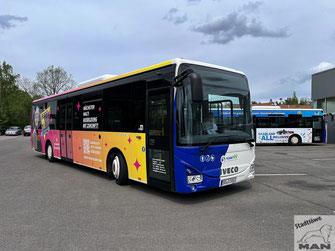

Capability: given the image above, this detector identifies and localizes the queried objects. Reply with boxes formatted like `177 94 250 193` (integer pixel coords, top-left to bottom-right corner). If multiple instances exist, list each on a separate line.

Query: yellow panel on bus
72 131 147 183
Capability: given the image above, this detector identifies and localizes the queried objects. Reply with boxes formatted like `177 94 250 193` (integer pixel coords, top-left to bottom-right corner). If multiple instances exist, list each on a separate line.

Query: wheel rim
112 156 120 179
291 136 299 144
47 144 52 159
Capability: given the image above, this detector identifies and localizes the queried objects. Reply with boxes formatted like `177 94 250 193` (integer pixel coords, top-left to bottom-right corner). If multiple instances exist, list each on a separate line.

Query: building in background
312 67 335 143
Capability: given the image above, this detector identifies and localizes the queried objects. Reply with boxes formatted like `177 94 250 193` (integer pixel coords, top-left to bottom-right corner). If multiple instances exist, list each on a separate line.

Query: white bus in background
252 107 324 145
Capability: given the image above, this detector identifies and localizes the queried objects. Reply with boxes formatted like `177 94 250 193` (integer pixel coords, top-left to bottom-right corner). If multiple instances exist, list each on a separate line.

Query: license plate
220 177 237 187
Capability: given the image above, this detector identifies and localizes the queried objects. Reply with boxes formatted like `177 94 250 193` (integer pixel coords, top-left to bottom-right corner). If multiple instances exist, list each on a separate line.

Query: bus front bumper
174 161 255 193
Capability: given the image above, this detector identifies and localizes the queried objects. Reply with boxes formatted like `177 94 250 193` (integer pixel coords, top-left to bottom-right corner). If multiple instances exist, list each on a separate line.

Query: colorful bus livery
252 107 323 144
31 58 255 193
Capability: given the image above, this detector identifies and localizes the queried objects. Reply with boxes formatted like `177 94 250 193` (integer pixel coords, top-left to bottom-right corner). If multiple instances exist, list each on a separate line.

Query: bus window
104 85 131 132
131 82 146 132
73 96 82 131
59 106 66 131
132 100 145 131
257 117 269 128
305 117 312 128
106 101 130 132
82 92 102 131
313 117 322 129
48 101 57 130
149 96 168 136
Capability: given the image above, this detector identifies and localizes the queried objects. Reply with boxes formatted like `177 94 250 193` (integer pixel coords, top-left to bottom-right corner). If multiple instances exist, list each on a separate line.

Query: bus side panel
100 132 147 184
32 129 61 158
71 131 148 183
256 128 313 143
127 133 147 184
302 128 313 143
72 131 104 170
46 130 61 158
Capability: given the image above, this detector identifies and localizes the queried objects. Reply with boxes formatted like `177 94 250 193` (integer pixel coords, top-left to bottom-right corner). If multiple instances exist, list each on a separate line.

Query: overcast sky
1 0 334 101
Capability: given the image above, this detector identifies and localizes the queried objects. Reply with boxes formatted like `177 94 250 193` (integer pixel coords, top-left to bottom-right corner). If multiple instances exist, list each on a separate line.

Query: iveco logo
221 166 239 176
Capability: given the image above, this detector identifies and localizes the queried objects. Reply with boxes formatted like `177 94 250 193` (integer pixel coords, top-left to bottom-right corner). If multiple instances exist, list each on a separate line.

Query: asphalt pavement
0 136 334 250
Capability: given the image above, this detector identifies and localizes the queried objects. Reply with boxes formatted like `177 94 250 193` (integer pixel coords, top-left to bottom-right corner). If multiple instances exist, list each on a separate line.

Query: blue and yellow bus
31 58 255 193
252 107 324 144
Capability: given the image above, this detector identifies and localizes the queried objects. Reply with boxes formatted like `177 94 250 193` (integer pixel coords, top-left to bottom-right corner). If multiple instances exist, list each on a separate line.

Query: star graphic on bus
128 137 132 144
134 159 141 171
77 102 80 111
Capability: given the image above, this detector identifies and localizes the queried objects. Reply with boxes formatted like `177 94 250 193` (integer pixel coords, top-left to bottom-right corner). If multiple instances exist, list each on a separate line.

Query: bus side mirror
189 72 203 102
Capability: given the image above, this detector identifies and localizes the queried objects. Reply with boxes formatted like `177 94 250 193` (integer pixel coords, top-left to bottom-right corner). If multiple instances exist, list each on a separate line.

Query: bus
252 106 323 145
31 58 255 193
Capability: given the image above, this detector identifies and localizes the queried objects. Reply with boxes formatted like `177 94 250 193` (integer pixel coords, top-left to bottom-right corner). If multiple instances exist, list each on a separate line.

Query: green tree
284 91 299 105
0 61 33 129
299 97 312 106
0 61 20 129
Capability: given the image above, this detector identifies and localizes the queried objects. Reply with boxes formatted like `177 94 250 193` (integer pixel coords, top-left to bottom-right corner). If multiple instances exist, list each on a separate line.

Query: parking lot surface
0 136 334 250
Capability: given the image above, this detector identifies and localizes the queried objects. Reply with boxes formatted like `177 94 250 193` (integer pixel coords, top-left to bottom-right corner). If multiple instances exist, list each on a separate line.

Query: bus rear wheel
112 152 128 185
46 142 54 162
289 135 300 145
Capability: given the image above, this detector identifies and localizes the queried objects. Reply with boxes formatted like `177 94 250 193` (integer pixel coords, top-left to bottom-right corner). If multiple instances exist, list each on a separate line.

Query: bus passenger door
60 103 73 160
146 87 173 191
60 105 67 158
66 104 73 160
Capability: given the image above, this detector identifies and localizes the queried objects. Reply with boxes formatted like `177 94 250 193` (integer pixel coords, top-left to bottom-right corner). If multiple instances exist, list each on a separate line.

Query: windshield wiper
200 136 226 152
231 137 255 147
200 136 255 152
246 138 255 147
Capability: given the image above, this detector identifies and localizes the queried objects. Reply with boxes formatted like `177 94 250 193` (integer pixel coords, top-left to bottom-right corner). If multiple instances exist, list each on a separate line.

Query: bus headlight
187 174 203 184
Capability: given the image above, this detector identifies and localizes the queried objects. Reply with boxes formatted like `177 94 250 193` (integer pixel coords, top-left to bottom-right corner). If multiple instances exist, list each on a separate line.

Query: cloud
311 61 334 73
0 15 28 30
187 0 221 4
253 62 335 101
163 8 188 25
192 2 289 44
187 0 201 4
279 62 334 86
239 1 263 13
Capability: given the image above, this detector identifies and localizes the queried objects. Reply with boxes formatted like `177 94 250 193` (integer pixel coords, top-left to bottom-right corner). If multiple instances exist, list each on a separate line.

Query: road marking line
256 173 306 176
312 158 335 161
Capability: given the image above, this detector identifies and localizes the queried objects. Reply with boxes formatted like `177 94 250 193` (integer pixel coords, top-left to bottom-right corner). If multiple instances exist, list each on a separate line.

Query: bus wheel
289 135 300 145
112 152 128 185
46 142 54 162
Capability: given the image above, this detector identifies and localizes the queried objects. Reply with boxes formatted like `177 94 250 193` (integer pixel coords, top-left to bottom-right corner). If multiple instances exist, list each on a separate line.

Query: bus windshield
176 65 254 146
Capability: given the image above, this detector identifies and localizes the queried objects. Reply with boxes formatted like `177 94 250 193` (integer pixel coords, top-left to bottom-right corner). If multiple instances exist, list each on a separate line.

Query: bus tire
46 142 54 162
112 152 128 185
289 135 300 145
106 152 115 179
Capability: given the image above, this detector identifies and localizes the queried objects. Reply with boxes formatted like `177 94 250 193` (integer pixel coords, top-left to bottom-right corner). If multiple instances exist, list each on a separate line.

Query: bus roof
33 58 245 103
